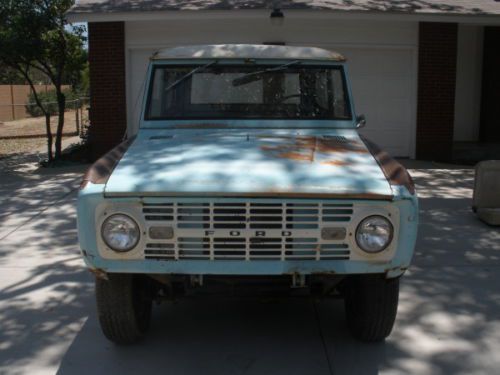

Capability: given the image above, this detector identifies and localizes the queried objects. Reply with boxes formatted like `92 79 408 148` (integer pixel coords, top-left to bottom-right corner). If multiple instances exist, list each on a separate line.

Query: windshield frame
140 59 357 129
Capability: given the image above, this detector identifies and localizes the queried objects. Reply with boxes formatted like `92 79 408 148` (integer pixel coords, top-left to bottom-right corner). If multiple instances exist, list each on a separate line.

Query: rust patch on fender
360 136 416 195
80 136 136 189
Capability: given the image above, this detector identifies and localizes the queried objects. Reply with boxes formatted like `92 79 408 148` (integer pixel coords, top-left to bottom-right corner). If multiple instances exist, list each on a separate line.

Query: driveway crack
312 298 335 375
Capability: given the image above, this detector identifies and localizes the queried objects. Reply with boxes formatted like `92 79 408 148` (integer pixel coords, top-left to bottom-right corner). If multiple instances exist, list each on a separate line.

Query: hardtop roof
152 44 346 62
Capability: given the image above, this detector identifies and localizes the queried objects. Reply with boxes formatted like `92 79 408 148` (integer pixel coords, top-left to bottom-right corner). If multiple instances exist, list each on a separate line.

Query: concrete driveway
0 157 499 375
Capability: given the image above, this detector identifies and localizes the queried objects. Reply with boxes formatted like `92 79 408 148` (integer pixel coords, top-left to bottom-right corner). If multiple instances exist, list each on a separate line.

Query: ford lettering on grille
141 200 354 261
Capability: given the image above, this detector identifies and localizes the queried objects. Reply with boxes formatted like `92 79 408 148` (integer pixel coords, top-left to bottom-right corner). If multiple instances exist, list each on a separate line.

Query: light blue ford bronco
78 44 418 344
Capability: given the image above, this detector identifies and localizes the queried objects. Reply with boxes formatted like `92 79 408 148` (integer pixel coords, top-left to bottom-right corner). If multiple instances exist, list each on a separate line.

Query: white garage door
128 46 416 157
341 47 416 157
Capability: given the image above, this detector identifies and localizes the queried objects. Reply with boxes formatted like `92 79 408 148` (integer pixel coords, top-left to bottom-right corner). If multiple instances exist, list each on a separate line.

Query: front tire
343 275 399 342
95 274 153 345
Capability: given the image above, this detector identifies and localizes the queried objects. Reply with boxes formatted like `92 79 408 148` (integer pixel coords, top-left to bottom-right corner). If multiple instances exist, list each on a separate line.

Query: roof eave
66 8 500 25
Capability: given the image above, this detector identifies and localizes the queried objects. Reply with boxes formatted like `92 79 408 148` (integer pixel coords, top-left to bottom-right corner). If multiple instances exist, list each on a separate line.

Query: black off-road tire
95 274 153 345
343 274 399 342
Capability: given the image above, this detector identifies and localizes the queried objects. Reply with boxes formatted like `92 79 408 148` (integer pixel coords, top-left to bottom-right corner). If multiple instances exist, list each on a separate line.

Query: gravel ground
0 138 50 158
0 110 87 158
0 110 85 138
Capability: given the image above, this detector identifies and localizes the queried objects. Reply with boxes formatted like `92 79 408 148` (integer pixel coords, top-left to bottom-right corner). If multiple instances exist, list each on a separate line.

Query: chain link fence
0 97 90 138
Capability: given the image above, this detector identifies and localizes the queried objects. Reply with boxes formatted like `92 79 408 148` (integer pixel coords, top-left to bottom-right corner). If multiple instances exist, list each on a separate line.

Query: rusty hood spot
321 160 351 166
259 135 368 163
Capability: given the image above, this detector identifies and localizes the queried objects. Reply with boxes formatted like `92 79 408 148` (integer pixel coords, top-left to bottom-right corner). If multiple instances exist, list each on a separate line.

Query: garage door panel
344 49 414 76
378 100 412 125
354 97 411 128
379 78 412 98
336 47 415 157
360 128 410 157
351 77 411 100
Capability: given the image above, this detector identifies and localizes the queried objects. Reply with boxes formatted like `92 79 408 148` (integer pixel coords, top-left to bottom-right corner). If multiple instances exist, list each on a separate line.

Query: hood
104 129 393 199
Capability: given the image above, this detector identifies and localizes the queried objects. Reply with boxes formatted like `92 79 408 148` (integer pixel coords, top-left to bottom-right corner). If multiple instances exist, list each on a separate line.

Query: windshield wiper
164 60 218 93
232 60 301 87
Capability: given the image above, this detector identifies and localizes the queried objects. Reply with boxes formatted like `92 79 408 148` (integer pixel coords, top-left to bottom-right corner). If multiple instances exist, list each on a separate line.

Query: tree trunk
54 89 66 159
18 69 53 163
45 114 53 162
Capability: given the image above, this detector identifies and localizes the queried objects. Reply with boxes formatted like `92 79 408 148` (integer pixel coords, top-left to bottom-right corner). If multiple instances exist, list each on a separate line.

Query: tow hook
291 273 307 288
190 274 204 287
385 267 407 279
89 268 109 280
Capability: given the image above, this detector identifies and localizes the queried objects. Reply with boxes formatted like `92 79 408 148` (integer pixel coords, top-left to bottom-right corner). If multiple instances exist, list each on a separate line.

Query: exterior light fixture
270 8 284 26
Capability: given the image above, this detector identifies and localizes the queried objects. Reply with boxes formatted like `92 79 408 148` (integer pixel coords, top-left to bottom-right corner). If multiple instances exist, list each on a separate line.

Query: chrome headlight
355 215 393 253
101 214 140 252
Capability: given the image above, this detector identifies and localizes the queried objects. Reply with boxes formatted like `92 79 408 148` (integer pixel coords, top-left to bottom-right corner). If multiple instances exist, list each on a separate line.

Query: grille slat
141 200 354 261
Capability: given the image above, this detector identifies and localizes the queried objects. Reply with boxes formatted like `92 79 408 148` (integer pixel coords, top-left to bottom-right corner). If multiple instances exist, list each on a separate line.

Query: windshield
146 63 351 121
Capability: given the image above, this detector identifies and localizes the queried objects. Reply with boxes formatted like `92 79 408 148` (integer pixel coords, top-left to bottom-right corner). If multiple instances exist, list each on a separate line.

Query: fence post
75 99 80 135
10 85 15 121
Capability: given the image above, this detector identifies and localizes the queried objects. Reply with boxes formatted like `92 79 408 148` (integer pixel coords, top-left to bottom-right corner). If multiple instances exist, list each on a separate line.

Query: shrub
26 88 79 117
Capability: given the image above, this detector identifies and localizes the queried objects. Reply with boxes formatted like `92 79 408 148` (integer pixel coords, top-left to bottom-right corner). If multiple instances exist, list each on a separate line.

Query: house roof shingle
69 0 500 16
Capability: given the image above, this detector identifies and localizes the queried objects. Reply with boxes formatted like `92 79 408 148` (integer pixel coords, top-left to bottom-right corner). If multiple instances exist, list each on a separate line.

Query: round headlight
101 214 140 252
355 215 393 253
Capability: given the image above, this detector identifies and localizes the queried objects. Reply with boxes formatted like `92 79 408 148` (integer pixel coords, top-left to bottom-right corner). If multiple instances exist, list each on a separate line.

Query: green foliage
0 62 53 84
0 63 24 84
25 88 81 117
78 62 90 96
0 1 87 89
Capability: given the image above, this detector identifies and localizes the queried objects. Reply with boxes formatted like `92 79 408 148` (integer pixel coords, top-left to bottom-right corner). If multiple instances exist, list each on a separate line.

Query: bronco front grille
142 201 353 261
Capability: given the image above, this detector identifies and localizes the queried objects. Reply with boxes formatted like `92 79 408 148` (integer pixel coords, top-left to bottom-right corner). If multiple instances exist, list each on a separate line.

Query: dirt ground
0 109 85 138
0 138 52 157
0 110 87 158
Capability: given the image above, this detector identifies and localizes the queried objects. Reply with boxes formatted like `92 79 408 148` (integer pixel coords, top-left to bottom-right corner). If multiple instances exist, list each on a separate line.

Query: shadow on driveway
56 296 391 375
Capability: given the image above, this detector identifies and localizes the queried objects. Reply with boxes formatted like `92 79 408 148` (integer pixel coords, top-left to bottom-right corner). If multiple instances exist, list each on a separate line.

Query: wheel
343 274 399 342
95 273 153 344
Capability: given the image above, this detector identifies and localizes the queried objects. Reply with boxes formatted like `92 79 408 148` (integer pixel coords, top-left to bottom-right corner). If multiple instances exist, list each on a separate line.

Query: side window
148 69 164 118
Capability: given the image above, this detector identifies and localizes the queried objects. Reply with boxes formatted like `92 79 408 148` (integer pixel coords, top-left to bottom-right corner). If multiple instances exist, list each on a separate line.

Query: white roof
152 44 346 62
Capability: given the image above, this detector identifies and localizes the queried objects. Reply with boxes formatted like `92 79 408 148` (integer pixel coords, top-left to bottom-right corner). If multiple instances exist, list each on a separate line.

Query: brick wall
416 22 458 161
480 27 500 142
88 22 127 159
